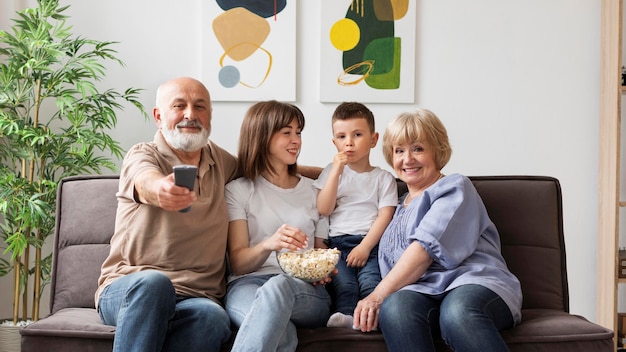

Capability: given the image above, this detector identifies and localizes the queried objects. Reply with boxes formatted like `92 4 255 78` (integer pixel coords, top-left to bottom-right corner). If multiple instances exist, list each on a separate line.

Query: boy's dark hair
332 102 375 132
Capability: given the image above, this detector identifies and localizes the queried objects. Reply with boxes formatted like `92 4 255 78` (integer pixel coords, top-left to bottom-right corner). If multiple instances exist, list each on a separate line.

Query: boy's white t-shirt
313 165 398 237
225 175 329 282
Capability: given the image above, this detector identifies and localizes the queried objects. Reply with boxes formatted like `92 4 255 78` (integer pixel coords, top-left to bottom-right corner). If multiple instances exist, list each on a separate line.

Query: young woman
224 100 331 352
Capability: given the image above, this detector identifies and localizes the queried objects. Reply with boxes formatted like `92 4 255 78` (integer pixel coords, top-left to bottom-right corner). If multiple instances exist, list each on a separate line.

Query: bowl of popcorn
277 248 341 282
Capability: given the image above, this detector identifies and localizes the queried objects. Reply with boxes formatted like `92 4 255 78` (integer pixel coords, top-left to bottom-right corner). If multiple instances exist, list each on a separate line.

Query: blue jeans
379 284 514 352
327 235 381 315
225 274 331 352
98 270 231 352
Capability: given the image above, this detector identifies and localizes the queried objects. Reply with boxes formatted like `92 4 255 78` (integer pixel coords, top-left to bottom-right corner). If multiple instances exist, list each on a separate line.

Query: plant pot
0 321 22 352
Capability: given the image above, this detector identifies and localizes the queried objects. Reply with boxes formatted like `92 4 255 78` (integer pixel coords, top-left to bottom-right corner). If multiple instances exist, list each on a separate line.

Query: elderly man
96 77 236 351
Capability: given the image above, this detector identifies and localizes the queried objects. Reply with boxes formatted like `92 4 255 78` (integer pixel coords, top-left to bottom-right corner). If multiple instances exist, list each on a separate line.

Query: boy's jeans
327 234 382 315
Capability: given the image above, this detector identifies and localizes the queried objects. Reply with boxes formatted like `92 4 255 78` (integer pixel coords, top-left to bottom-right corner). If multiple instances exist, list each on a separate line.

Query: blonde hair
238 100 305 180
382 109 452 169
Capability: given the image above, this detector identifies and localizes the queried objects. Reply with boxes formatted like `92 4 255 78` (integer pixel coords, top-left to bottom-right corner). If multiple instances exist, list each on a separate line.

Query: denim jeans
327 235 382 315
98 270 231 352
379 284 514 352
225 274 331 352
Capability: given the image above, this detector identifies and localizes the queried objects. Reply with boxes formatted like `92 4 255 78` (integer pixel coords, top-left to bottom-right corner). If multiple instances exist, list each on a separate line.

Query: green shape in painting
364 37 401 89
342 0 394 74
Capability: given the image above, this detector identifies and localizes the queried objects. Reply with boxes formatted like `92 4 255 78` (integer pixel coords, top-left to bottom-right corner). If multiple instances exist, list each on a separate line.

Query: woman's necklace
402 194 413 207
403 173 445 207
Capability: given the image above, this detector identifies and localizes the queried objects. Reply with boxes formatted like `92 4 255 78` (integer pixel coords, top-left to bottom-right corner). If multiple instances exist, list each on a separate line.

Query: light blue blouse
379 173 522 324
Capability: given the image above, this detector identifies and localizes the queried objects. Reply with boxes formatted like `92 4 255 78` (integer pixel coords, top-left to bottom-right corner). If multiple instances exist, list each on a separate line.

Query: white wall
0 1 602 323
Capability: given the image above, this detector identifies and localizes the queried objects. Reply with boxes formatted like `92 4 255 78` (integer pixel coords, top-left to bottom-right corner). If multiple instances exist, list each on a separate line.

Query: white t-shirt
313 165 398 237
225 175 329 283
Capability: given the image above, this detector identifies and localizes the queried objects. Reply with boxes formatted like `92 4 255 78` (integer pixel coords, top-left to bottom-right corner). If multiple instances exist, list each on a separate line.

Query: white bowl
277 248 340 282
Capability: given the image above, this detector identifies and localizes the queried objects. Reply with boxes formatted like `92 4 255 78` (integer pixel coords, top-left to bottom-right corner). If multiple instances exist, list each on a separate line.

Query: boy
313 102 398 328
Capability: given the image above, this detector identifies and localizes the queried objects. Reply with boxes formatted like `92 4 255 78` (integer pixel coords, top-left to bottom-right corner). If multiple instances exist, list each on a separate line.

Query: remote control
173 164 197 213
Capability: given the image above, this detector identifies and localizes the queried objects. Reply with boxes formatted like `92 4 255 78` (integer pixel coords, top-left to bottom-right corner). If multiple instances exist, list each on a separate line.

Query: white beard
161 122 210 152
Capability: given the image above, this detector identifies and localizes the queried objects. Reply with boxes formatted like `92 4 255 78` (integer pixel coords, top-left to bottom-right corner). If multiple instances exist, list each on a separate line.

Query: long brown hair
238 100 306 180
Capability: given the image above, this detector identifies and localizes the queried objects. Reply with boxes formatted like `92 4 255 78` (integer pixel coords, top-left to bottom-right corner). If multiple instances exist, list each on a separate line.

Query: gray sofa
20 174 614 351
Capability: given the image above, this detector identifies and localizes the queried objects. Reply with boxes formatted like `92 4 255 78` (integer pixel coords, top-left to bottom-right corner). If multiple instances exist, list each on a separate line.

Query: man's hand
158 174 196 211
136 172 196 211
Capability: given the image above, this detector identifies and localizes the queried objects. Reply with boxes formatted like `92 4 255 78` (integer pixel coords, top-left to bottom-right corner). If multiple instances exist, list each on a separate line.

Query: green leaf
0 0 147 321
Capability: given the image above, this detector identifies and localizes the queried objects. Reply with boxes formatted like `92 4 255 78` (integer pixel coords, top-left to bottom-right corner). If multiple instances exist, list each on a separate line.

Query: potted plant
0 0 147 333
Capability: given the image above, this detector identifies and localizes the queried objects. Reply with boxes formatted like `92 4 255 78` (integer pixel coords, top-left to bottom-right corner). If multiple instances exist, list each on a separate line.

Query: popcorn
277 248 340 282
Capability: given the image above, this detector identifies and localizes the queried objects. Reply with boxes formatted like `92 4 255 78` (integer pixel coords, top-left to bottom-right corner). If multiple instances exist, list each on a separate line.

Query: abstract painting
201 0 296 101
320 0 415 103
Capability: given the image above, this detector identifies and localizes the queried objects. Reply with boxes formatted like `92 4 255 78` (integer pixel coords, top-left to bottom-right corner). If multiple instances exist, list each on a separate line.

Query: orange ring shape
219 42 273 88
337 60 375 86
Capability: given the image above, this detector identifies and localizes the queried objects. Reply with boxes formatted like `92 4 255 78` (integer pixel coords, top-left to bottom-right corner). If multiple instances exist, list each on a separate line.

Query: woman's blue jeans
327 235 382 315
98 270 231 352
379 284 514 352
225 274 331 352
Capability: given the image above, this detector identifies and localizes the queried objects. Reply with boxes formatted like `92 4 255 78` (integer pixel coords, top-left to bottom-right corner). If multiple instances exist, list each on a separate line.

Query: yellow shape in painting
212 7 270 61
329 18 360 51
389 0 409 19
374 0 409 20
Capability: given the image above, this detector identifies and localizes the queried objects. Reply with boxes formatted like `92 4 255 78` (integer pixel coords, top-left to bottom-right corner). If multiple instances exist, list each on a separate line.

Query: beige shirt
95 132 238 307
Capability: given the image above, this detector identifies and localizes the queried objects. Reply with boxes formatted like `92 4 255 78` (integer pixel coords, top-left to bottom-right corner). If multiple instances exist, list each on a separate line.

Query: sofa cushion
503 309 613 344
295 309 614 352
50 175 118 313
22 308 614 352
20 308 114 338
471 176 567 311
20 308 114 352
504 309 614 351
296 328 386 351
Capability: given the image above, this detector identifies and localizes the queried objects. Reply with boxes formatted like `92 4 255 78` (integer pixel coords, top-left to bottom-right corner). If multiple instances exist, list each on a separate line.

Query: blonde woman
354 109 522 352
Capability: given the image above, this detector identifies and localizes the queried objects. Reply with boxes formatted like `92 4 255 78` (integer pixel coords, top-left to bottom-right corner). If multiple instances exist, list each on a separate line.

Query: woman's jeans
98 270 231 352
379 284 514 352
327 235 382 315
225 274 331 352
